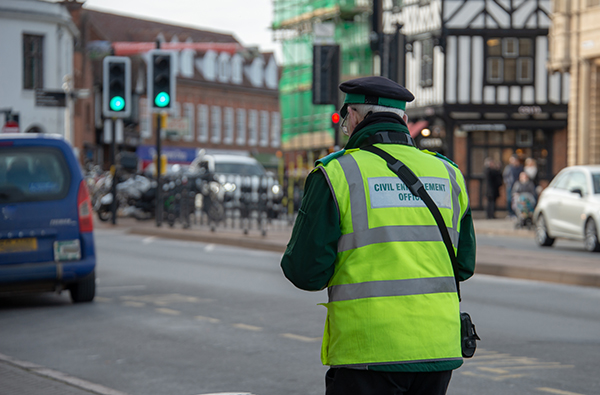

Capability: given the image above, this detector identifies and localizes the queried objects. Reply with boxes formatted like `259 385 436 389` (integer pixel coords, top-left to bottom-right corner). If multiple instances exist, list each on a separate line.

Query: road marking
121 293 211 306
155 308 181 315
232 323 262 331
537 388 585 395
195 315 220 324
280 333 321 342
122 301 145 308
460 349 574 382
95 297 112 303
142 237 156 244
204 243 216 252
99 285 147 292
196 393 254 395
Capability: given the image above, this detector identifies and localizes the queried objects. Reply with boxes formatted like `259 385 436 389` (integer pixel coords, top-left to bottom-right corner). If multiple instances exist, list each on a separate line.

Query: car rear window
0 147 71 204
593 173 600 194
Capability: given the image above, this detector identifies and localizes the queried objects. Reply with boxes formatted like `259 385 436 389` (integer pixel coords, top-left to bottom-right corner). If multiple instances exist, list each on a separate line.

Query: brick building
548 0 600 166
62 1 280 169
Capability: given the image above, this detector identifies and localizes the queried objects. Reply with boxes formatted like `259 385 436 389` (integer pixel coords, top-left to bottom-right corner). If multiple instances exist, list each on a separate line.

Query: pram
512 192 536 230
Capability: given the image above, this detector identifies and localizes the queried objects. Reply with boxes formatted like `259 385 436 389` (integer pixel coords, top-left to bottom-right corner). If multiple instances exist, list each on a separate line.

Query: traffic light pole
110 118 117 225
155 112 162 227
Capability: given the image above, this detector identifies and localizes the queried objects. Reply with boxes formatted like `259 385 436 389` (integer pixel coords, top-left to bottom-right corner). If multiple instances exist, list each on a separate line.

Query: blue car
0 134 96 303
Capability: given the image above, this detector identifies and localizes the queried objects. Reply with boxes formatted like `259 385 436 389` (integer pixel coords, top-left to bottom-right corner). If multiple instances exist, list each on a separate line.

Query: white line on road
142 237 156 244
279 333 321 342
98 285 147 291
232 323 262 331
195 315 220 324
205 243 216 252
155 308 181 315
537 388 585 395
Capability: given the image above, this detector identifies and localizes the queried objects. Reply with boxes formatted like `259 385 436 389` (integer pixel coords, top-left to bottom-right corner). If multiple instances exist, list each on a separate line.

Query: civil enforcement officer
281 76 476 395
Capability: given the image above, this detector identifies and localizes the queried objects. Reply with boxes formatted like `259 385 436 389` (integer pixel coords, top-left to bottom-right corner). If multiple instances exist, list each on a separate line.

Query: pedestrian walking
484 158 503 219
280 76 476 395
502 155 523 217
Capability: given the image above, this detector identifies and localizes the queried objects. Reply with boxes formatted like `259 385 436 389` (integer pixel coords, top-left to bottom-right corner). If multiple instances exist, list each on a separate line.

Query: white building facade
0 0 78 139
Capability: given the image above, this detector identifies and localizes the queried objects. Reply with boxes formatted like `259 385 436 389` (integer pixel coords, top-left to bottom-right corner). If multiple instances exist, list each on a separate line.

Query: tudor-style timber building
396 0 569 210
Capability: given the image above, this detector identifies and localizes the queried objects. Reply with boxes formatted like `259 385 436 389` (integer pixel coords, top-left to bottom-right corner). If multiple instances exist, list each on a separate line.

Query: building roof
82 8 239 44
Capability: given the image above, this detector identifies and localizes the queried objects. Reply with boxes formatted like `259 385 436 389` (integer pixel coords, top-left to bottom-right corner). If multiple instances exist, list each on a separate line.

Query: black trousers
325 368 452 395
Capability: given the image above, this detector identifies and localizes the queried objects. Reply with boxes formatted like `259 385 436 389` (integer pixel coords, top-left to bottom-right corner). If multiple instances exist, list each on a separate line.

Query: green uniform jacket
281 113 476 372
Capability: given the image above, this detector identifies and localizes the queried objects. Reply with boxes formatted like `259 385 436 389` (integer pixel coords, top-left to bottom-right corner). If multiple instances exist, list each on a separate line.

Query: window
420 39 434 87
567 172 588 195
23 34 44 90
248 110 258 146
588 0 600 7
236 109 246 145
197 105 209 142
259 111 269 147
211 106 221 144
0 147 70 203
271 112 281 148
486 37 533 84
224 107 234 145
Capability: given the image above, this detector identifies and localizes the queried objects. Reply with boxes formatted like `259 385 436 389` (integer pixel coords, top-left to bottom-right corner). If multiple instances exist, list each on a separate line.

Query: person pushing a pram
512 172 537 229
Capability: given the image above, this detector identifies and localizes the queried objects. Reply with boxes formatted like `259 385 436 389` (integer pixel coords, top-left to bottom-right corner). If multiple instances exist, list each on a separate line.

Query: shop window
502 130 516 145
488 132 502 145
23 34 44 90
516 130 533 147
486 38 533 85
471 148 485 177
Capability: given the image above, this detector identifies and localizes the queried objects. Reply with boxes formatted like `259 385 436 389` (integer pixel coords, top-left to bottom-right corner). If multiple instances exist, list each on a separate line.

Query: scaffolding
274 0 373 151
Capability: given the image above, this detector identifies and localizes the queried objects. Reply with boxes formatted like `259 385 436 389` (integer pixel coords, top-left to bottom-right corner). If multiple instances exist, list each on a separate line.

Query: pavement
3 211 600 395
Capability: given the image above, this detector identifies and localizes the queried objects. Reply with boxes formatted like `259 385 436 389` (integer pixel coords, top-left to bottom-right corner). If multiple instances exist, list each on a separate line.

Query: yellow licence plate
0 238 38 253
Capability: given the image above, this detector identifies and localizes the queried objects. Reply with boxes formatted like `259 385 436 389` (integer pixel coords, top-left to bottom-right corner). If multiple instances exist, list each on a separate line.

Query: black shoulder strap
361 132 416 148
361 145 461 301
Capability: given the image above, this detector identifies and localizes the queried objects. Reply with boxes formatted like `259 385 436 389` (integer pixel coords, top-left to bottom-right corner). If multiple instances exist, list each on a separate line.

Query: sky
78 0 281 60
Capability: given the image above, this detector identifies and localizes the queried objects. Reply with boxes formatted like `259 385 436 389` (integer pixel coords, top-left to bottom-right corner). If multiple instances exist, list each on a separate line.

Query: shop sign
461 124 506 132
420 138 443 149
518 106 542 114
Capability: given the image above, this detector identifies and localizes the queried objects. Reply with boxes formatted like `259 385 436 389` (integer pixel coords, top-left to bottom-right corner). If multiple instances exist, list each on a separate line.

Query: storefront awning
407 120 429 138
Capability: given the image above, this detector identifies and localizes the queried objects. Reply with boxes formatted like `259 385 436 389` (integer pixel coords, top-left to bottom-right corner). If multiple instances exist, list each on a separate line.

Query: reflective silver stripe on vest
330 357 463 369
335 153 461 252
338 225 460 252
338 154 369 232
328 277 457 302
440 160 461 230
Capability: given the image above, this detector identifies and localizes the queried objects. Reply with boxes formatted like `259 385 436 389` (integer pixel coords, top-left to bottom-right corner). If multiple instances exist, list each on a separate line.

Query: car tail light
77 179 94 233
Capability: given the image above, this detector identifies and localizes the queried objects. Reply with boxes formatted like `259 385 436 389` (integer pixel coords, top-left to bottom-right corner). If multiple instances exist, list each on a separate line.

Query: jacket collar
345 112 411 149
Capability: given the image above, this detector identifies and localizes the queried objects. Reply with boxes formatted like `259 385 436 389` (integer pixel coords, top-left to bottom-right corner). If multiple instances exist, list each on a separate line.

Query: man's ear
402 114 408 123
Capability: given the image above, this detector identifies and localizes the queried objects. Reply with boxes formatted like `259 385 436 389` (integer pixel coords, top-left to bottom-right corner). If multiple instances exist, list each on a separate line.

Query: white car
534 165 600 252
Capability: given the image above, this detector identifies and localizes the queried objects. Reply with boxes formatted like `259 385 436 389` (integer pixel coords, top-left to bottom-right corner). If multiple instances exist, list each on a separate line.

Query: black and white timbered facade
396 0 569 210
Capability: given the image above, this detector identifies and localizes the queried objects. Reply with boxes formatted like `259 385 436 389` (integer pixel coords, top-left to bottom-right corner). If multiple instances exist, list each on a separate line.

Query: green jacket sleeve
280 169 341 291
456 208 476 281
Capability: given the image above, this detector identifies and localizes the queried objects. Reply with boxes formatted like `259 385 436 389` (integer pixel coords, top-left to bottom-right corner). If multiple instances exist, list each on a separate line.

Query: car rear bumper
0 257 96 286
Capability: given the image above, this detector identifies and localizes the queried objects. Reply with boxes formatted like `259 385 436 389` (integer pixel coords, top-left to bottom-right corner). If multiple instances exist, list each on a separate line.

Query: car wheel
535 214 555 247
69 271 96 303
584 219 600 252
97 209 111 222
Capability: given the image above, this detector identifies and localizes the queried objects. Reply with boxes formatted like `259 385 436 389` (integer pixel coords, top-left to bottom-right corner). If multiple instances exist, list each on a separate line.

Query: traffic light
148 50 176 112
312 45 340 105
331 112 341 130
102 56 131 118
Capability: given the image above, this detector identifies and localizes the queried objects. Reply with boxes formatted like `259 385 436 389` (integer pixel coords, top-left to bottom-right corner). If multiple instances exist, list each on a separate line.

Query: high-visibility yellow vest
316 143 469 369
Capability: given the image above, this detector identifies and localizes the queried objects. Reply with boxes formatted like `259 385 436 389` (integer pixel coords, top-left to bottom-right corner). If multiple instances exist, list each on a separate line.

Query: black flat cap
339 76 415 117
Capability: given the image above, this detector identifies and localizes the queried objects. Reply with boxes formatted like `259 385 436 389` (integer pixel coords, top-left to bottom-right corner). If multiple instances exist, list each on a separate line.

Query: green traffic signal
109 96 125 111
154 92 170 108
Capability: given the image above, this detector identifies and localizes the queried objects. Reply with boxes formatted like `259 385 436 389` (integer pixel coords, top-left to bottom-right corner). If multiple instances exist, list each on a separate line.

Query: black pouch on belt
460 312 480 358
